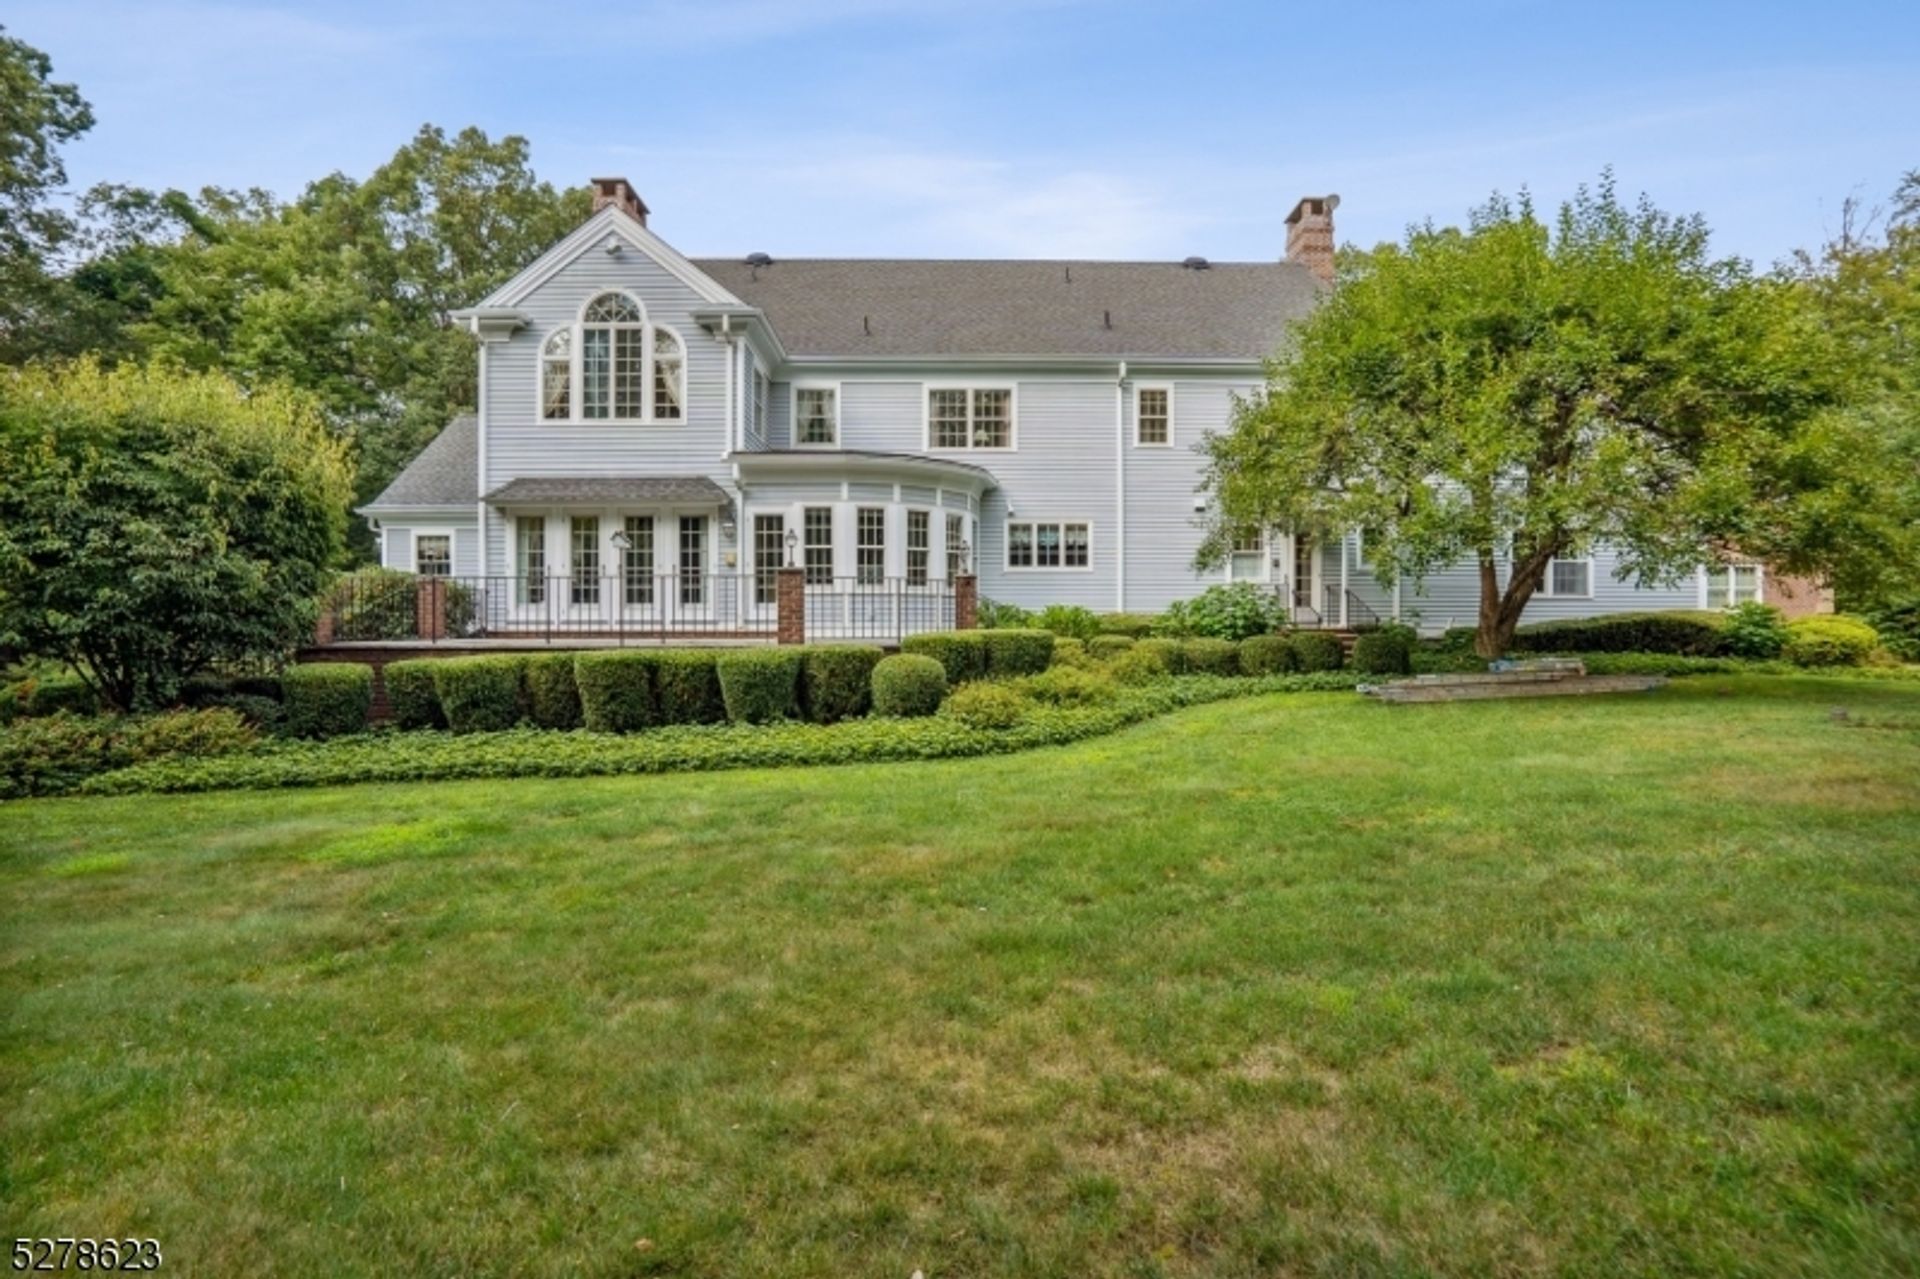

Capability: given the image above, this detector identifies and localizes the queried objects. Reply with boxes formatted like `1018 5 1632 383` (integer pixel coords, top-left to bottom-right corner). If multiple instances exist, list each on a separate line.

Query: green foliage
1351 625 1416 676
1016 665 1119 707
1157 584 1284 641
1048 637 1091 668
282 664 372 739
800 645 883 724
871 654 947 718
939 682 1032 731
975 598 1032 630
1238 633 1298 676
13 673 99 718
1719 602 1790 660
116 707 257 763
1862 596 1920 662
1133 638 1187 675
1106 645 1171 685
322 568 475 641
1095 612 1160 638
1509 611 1729 656
382 660 444 731
0 706 259 799
1782 616 1880 667
431 656 525 734
715 649 801 725
1288 632 1346 672
654 650 726 725
1179 637 1241 675
900 632 989 685
1087 635 1136 661
522 653 582 731
981 628 1055 677
0 361 352 708
1032 604 1101 641
0 27 96 364
573 651 656 734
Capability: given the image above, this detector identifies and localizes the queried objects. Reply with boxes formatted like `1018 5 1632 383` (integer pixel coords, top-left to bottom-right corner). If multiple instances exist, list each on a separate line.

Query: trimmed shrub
1719 602 1789 660
872 654 947 717
1134 637 1187 674
1018 665 1118 706
523 653 583 730
982 628 1055 676
1 714 120 799
1181 638 1240 676
1351 625 1415 676
231 674 285 702
1238 633 1297 676
433 656 525 734
21 675 98 718
801 645 884 724
283 664 373 738
118 708 256 764
940 681 1032 731
1088 635 1136 660
200 692 284 733
1782 615 1880 667
1288 631 1345 672
1509 611 1727 656
1049 637 1092 668
1034 604 1101 641
716 648 802 724
1107 645 1171 684
382 660 445 731
1096 612 1160 639
574 651 657 733
1156 583 1285 641
901 631 990 685
654 650 726 726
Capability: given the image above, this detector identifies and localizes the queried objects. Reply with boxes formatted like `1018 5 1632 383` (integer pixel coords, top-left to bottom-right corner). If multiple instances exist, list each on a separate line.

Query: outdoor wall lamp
784 527 800 567
610 528 632 551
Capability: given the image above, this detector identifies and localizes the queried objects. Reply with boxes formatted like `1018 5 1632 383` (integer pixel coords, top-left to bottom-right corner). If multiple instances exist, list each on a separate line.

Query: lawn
3 676 1917 1278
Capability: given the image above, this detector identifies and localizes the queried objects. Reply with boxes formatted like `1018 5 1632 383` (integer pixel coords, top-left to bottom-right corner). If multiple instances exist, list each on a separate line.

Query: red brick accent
313 606 335 647
776 567 806 645
1767 571 1834 620
415 577 446 642
590 177 649 225
1285 194 1339 284
954 574 979 630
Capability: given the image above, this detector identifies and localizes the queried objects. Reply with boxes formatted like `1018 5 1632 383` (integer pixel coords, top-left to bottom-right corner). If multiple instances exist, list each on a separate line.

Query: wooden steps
1360 659 1665 704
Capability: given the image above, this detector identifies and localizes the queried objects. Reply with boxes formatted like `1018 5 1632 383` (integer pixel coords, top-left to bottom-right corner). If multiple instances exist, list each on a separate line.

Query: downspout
1115 360 1127 612
473 317 488 575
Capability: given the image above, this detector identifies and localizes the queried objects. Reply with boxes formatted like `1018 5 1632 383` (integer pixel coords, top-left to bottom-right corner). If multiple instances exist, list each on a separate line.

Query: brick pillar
313 606 336 647
415 577 446 641
776 567 806 645
954 574 978 630
1285 194 1340 284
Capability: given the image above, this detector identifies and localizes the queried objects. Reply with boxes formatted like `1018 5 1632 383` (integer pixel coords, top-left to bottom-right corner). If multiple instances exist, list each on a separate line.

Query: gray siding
378 515 480 576
1121 379 1259 611
839 382 923 453
1401 545 1699 632
974 380 1118 611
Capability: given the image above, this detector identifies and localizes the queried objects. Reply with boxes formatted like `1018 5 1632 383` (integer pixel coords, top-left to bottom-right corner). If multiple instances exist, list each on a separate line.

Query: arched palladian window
541 292 686 423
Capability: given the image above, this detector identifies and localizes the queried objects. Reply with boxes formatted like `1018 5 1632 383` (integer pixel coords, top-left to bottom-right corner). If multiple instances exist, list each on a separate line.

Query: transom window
795 386 838 446
415 533 451 578
906 510 930 586
1008 520 1090 570
803 506 834 585
1136 386 1171 445
1703 563 1762 609
856 507 886 585
540 291 685 422
928 387 1012 449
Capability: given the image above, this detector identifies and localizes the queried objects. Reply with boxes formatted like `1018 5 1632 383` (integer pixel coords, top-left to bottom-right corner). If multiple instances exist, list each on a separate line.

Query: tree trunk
1474 543 1553 659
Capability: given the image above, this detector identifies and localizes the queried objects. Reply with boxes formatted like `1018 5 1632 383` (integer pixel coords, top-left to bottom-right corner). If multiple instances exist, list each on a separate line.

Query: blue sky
12 0 1918 265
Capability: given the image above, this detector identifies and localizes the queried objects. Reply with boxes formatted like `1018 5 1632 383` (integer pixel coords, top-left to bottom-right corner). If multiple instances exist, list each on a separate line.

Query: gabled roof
689 257 1323 361
362 414 476 511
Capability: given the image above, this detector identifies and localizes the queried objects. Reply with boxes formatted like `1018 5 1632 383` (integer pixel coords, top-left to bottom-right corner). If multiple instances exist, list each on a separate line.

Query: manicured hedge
801 645 883 723
1509 611 1729 656
872 654 947 717
901 632 989 684
1782 616 1880 667
1351 627 1414 676
382 660 445 730
1288 631 1345 672
1180 638 1240 676
523 653 582 730
982 628 1055 676
433 655 526 734
574 651 657 733
940 682 1032 730
1049 637 1091 668
654 650 726 725
1107 645 1170 684
1088 635 1136 660
1095 612 1160 639
283 663 373 738
716 649 802 724
1018 665 1118 706
1133 637 1186 675
1238 633 1297 676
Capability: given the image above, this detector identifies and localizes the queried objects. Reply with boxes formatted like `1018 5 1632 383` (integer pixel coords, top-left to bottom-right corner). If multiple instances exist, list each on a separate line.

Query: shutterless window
415 534 451 577
516 517 546 605
540 330 571 420
928 387 1012 449
796 387 837 445
652 328 682 419
754 514 785 605
1137 387 1170 445
856 507 886 585
1705 564 1761 608
1007 521 1090 570
803 506 834 584
581 293 645 420
906 510 930 586
623 515 654 606
1538 557 1591 598
946 512 965 578
570 516 600 605
679 517 705 605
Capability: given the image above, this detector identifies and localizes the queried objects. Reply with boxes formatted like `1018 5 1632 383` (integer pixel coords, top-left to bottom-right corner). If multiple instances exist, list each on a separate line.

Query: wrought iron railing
804 575 957 640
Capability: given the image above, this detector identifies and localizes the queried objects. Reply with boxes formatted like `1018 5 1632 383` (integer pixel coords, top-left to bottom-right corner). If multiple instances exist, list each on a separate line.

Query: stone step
1364 674 1665 704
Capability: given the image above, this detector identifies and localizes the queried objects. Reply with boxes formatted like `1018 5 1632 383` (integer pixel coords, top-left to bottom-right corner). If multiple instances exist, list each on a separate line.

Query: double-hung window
1534 556 1592 599
415 534 452 578
570 516 601 606
516 517 546 605
623 515 654 606
795 386 837 446
928 387 1012 449
856 507 886 585
906 510 930 586
1007 520 1090 570
1703 563 1762 608
803 507 834 585
1136 385 1171 445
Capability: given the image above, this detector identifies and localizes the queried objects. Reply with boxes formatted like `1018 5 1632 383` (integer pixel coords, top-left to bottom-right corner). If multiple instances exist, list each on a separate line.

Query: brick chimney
1285 194 1340 283
590 177 649 226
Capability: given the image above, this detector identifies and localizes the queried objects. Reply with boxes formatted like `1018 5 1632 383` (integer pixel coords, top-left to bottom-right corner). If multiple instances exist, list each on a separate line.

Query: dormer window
540 291 685 423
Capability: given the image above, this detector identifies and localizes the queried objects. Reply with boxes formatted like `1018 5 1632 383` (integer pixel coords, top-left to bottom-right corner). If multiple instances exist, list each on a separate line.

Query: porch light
784 527 799 567
959 538 972 572
611 528 632 552
719 507 738 539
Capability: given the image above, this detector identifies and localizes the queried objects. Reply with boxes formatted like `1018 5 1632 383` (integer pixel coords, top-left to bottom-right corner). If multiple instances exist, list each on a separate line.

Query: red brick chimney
1285 194 1340 284
590 177 649 226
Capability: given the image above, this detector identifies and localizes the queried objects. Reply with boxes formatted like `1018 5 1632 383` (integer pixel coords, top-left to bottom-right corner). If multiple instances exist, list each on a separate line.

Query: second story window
795 387 837 446
541 330 571 420
1136 385 1171 445
652 328 682 419
581 292 645 419
544 292 685 423
928 387 1013 449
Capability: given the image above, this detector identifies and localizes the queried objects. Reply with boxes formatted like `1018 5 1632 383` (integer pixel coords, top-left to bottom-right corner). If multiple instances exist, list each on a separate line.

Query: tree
1200 175 1906 657
0 361 353 710
0 25 95 363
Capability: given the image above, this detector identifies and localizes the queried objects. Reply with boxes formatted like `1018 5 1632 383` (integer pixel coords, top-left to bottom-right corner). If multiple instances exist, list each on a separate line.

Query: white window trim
1133 382 1175 448
790 381 841 449
1003 517 1095 573
1698 562 1765 608
1533 555 1595 600
923 383 1019 452
535 291 689 426
411 525 457 576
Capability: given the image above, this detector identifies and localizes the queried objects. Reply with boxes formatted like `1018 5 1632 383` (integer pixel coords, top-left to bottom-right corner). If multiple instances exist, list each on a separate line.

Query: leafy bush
1863 597 1920 663
801 645 884 724
981 628 1055 677
1096 612 1159 638
118 708 257 764
654 650 726 725
19 674 98 718
1018 665 1118 706
716 649 802 724
1782 615 1880 667
901 631 990 685
1 715 121 799
1238 633 1297 675
201 692 285 733
574 651 657 733
1288 631 1345 672
1049 637 1092 668
1133 638 1187 674
940 681 1032 731
1351 624 1415 675
976 598 1032 630
1157 583 1285 641
432 656 525 734
283 664 373 738
383 660 445 730
1509 611 1728 656
1088 635 1136 660
1033 604 1101 641
1107 645 1171 684
1718 602 1789 660
523 653 582 730
1180 638 1240 675
872 654 947 717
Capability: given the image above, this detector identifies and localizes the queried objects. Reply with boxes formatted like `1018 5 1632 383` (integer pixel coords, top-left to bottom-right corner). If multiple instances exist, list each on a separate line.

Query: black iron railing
804 575 957 640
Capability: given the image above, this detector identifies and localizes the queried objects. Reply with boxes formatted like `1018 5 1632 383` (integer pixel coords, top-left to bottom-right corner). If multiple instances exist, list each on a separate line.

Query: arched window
540 328 571 420
652 325 683 419
580 291 645 419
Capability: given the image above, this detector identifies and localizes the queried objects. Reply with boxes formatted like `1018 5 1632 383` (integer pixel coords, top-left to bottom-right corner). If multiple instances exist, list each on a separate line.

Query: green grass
3 676 1917 1277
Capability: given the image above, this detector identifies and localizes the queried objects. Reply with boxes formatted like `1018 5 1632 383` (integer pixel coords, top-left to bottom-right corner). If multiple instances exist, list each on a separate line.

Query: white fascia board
778 353 1266 377
692 306 789 367
478 206 745 310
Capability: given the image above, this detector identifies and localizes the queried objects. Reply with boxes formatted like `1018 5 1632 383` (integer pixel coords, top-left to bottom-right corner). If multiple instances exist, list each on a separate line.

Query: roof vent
1182 255 1210 270
744 252 773 267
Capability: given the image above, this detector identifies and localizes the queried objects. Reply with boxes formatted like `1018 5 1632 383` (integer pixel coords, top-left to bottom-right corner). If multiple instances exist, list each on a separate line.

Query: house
359 178 1829 642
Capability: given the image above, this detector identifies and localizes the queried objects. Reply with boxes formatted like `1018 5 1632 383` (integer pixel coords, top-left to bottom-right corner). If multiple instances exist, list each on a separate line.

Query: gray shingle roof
482 476 732 505
363 414 476 509
691 257 1323 359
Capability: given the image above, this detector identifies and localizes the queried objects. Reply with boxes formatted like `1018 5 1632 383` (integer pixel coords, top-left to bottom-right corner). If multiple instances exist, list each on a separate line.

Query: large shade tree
1200 176 1906 657
0 24 94 364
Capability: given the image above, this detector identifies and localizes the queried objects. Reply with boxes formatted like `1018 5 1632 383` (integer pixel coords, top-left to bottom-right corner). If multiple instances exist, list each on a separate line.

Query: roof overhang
449 307 530 342
730 449 997 494
483 476 735 508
